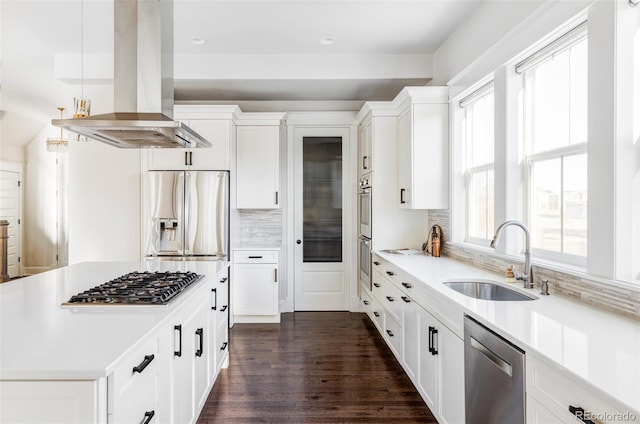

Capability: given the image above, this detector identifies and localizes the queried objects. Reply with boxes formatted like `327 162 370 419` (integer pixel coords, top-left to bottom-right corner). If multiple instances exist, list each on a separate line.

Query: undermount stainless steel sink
443 281 537 301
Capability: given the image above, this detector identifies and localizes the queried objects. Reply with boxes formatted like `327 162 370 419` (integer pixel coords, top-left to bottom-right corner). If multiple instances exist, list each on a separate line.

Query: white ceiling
1 0 484 149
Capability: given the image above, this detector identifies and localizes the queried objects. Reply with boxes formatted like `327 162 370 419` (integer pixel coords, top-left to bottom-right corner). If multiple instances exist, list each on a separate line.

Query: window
460 83 495 243
520 27 588 264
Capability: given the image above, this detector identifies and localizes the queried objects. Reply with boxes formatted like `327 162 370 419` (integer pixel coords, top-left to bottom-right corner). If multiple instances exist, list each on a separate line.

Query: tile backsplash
236 209 283 247
427 209 640 321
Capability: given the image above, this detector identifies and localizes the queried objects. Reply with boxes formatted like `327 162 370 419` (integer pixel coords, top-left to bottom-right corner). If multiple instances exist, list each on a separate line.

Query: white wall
68 141 140 264
23 127 59 274
433 0 590 90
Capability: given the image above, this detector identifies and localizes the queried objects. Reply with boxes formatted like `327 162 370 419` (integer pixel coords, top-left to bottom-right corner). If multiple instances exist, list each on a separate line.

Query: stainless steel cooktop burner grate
65 271 203 305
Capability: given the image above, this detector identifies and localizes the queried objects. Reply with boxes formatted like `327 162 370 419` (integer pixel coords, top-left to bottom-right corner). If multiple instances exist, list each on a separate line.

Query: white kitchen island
0 260 229 424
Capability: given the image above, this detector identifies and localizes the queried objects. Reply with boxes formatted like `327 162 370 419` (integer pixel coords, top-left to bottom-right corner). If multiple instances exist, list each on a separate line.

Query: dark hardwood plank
197 312 437 424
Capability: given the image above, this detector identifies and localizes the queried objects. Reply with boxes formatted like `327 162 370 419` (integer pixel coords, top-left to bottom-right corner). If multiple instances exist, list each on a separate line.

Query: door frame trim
283 112 358 312
0 161 24 277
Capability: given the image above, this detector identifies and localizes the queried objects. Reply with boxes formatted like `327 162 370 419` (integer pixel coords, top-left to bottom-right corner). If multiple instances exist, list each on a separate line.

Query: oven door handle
358 236 371 245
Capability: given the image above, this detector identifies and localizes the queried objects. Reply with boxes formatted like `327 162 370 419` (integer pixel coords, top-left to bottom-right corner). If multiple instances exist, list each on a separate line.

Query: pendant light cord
80 0 84 100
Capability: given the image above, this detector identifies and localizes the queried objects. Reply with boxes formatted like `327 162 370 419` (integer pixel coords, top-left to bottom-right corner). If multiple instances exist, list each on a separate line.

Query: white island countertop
0 260 228 380
375 250 640 415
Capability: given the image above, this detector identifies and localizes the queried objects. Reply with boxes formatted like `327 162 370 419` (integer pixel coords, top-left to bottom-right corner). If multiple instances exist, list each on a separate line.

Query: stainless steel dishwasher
464 315 525 424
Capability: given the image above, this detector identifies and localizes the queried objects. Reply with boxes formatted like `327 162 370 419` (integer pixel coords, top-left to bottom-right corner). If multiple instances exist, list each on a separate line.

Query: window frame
520 32 589 266
458 83 495 246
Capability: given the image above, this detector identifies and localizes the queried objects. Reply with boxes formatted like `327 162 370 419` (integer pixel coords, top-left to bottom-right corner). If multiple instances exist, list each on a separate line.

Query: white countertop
376 250 640 414
0 260 228 380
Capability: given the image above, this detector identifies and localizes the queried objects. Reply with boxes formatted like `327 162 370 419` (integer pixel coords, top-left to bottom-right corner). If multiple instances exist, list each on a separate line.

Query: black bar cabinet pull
400 188 406 204
402 282 413 289
195 328 204 357
373 261 380 266
373 283 381 288
184 151 189 166
363 155 368 170
386 330 394 337
220 305 228 312
248 255 263 259
211 288 217 310
429 327 438 356
401 296 410 303
220 277 228 283
373 312 380 317
174 324 182 357
275 191 279 205
132 354 155 374
189 151 194 166
220 342 228 351
386 296 394 302
363 300 370 305
568 406 596 424
386 271 395 276
141 410 155 424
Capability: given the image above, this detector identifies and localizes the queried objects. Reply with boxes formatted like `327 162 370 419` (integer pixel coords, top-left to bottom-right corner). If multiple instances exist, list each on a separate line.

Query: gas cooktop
63 271 203 306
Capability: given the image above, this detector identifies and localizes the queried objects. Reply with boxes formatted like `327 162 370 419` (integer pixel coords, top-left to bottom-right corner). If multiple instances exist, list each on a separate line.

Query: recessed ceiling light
189 37 206 46
319 36 336 46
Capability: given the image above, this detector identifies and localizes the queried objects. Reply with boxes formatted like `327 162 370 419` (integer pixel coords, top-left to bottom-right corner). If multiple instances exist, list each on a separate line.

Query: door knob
296 239 302 244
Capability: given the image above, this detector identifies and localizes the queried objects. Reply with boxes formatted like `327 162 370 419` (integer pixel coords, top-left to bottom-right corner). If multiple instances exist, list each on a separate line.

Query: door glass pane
303 137 342 262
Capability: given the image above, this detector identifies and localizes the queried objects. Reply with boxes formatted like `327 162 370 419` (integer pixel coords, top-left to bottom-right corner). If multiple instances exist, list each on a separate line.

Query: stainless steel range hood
53 0 211 149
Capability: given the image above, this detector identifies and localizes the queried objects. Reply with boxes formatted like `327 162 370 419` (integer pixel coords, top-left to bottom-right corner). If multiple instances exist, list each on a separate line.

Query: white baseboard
234 314 281 324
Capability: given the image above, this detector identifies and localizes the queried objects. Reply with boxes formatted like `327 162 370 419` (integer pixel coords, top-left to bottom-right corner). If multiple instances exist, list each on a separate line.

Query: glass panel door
302 136 342 262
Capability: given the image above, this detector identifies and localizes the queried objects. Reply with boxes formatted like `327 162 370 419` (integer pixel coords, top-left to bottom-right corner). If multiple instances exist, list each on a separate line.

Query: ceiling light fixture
319 36 336 46
47 107 69 153
189 37 207 45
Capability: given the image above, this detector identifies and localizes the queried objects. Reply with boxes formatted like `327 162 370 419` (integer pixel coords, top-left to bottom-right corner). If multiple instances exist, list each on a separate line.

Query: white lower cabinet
370 258 465 424
401 296 420 383
170 296 210 424
0 380 102 424
232 249 280 323
526 354 640 424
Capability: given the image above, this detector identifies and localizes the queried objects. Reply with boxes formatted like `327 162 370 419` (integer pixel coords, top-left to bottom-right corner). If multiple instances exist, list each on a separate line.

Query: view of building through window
462 90 494 242
523 36 588 258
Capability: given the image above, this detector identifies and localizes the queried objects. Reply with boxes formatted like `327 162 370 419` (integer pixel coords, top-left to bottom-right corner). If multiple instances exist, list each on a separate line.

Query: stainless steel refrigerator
143 171 229 259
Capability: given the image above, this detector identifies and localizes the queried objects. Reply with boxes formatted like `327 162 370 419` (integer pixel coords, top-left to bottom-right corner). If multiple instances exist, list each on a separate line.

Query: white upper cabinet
396 89 449 209
359 119 373 177
146 120 231 171
236 125 280 209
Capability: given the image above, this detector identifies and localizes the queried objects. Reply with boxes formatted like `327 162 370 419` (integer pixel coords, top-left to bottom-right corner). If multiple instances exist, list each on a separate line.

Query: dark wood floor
197 312 436 423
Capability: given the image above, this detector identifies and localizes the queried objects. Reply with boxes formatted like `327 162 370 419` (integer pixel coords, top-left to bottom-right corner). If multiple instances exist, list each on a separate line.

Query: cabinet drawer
384 315 403 358
360 289 373 313
110 336 159 405
382 278 404 323
527 355 640 424
233 250 278 264
111 373 159 424
216 324 229 371
371 300 385 332
371 269 386 303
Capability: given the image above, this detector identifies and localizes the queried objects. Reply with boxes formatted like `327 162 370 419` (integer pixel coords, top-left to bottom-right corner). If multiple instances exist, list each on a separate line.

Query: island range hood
53 0 211 149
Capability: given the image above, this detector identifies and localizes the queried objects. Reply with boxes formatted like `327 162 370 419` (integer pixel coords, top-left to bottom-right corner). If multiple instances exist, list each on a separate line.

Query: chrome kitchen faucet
490 220 534 289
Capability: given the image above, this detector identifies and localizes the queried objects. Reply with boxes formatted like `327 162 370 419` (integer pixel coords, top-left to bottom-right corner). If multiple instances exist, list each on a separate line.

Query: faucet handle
540 279 550 296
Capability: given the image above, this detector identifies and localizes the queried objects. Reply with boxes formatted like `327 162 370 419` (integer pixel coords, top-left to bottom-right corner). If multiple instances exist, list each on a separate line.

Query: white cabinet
147 120 231 171
416 299 464 424
367 255 465 424
397 101 449 209
169 296 210 424
359 119 373 176
0 381 100 423
232 249 280 323
401 295 420 384
526 353 640 424
209 269 229 382
236 126 280 209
